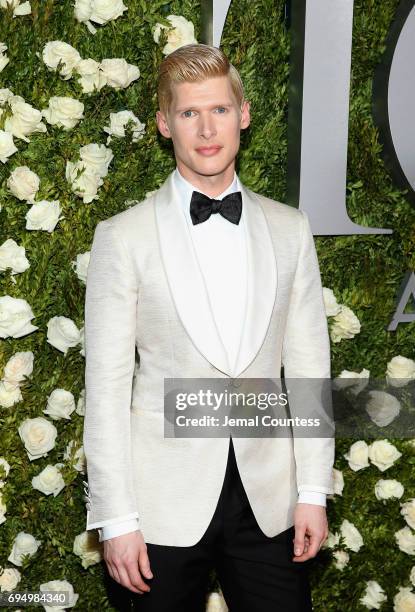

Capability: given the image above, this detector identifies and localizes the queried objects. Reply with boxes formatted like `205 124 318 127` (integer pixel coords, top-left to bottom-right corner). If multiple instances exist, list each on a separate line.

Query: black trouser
130 437 313 611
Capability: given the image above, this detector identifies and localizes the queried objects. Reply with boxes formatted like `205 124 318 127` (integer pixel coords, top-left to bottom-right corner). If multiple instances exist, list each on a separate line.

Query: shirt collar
173 167 240 216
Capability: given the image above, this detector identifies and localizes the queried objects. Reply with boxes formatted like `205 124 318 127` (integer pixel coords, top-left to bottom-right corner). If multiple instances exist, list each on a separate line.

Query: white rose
410 566 415 587
79 143 113 177
75 58 107 93
333 549 349 570
40 579 78 611
47 315 81 354
340 519 363 552
360 580 387 610
344 440 369 471
375 479 404 500
4 99 47 143
100 58 140 89
25 200 63 232
32 464 65 497
3 351 34 385
330 305 361 343
41 96 84 130
393 587 415 612
0 129 18 162
0 457 11 486
72 251 90 284
206 591 228 612
0 47 9 73
8 532 41 566
43 389 75 420
43 389 76 421
103 110 145 143
89 0 127 25
42 41 81 79
64 441 86 473
153 15 197 55
386 355 415 388
368 439 402 472
322 531 339 549
332 468 344 495
0 491 6 524
73 531 102 568
65 160 103 203
79 325 85 357
333 368 370 395
73 0 92 22
76 388 86 416
401 499 415 530
366 391 401 427
0 88 13 106
0 566 21 591
0 380 23 408
12 1 31 17
6 166 40 202
18 417 57 461
395 527 415 555
0 236 30 276
323 287 342 317
0 295 38 338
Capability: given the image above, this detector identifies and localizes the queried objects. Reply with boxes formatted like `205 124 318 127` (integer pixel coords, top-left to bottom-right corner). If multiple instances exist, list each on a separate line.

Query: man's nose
198 113 217 138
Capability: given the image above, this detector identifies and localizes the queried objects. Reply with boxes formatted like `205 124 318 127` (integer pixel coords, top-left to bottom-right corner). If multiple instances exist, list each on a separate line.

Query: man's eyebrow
175 103 233 112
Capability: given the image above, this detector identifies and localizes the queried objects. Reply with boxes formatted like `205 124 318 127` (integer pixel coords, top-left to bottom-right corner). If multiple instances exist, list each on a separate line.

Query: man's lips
196 145 222 156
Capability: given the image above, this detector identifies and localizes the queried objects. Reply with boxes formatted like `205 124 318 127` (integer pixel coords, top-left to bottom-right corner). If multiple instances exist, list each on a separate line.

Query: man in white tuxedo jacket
83 43 334 611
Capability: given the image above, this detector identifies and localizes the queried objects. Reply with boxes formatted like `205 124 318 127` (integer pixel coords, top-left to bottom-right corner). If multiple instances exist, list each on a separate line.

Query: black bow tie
190 190 242 226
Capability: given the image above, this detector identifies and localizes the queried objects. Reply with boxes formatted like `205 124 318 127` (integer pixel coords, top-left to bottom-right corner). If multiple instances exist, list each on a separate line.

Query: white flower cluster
42 40 140 94
5 165 64 232
153 15 197 56
359 576 415 610
0 238 30 281
0 0 31 19
344 439 402 472
322 518 363 570
0 351 33 408
73 531 102 569
65 142 113 203
74 0 127 35
323 287 361 343
103 110 145 145
0 42 10 72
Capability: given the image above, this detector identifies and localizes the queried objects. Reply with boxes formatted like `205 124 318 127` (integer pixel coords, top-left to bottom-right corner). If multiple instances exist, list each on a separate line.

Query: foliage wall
0 0 414 610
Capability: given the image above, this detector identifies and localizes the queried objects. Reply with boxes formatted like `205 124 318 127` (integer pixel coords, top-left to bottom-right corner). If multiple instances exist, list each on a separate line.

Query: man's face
156 75 250 184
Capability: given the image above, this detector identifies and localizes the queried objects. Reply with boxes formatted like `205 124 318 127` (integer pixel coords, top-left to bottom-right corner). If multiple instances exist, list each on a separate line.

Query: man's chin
188 159 236 178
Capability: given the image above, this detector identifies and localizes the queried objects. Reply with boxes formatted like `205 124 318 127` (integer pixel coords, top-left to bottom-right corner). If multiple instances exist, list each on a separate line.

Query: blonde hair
157 43 245 117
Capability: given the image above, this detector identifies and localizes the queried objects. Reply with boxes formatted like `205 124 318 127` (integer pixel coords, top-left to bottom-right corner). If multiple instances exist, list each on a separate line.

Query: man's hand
292 503 328 562
103 530 153 594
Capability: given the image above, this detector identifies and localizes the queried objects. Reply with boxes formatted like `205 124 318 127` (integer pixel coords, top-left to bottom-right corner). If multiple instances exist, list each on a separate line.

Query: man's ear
240 100 251 130
156 110 172 139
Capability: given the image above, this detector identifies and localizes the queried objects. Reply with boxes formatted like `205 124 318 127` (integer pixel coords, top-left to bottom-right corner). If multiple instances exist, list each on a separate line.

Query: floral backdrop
0 0 414 610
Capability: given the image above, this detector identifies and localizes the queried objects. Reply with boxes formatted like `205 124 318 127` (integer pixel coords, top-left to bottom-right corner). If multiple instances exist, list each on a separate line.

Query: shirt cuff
297 491 326 506
99 519 140 542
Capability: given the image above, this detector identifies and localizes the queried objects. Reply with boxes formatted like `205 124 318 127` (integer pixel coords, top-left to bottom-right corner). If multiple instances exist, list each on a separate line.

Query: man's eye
182 110 194 118
215 107 227 113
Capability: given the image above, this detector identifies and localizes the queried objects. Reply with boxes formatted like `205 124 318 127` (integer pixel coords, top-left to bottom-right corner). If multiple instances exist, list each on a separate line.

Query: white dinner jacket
83 169 335 546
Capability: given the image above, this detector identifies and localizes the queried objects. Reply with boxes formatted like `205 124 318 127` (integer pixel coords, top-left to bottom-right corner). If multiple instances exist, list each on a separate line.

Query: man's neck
176 164 236 198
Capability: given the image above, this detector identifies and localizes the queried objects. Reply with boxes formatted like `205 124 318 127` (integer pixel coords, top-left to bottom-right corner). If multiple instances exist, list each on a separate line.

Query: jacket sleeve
281 210 335 495
83 219 139 529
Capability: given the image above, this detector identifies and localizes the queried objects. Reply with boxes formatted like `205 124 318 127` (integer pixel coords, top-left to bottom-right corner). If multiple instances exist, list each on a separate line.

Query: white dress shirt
99 168 326 542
